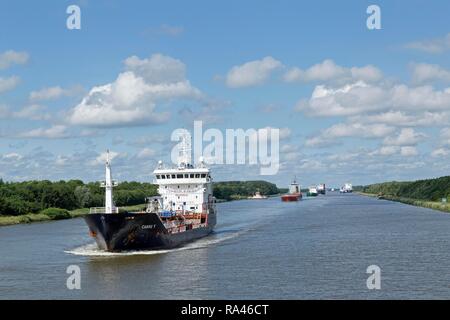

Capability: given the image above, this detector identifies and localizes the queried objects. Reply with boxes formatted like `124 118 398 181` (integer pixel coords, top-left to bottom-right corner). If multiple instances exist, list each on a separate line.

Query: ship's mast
102 150 116 214
178 133 192 168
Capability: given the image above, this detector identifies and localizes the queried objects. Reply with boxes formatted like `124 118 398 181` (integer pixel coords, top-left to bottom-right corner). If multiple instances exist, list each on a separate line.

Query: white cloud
137 147 157 159
129 133 170 147
246 126 290 147
283 67 303 83
439 128 450 146
67 54 202 128
297 159 325 171
431 148 449 157
296 81 387 117
0 104 52 121
124 54 187 84
283 59 346 83
283 60 382 83
13 105 51 121
370 146 399 156
410 62 450 84
391 85 450 110
92 151 120 166
178 99 231 124
258 103 281 113
383 128 426 146
404 33 450 54
29 85 83 101
55 155 69 166
279 127 292 140
90 150 127 166
369 145 419 157
225 56 282 88
400 146 418 157
305 122 394 147
0 76 20 93
350 65 383 83
296 81 450 117
17 125 69 139
2 152 23 160
349 111 450 127
0 50 29 70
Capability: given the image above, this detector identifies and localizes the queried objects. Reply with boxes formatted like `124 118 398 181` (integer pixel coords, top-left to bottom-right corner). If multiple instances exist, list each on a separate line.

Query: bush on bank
40 208 71 220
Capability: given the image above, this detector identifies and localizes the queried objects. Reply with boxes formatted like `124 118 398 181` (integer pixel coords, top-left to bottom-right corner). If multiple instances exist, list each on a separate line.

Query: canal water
1 193 449 299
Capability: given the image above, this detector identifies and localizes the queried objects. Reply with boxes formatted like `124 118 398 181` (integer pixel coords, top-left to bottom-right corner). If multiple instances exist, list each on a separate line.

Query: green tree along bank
355 176 450 201
0 179 282 222
355 175 450 213
213 180 281 201
0 179 158 217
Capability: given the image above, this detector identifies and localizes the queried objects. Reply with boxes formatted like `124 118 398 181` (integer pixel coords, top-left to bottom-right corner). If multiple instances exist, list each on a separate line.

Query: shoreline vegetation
357 192 450 213
0 180 282 227
0 203 148 226
355 175 450 213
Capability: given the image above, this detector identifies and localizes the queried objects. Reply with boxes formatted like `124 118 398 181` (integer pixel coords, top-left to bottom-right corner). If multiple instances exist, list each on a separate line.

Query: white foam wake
64 228 247 257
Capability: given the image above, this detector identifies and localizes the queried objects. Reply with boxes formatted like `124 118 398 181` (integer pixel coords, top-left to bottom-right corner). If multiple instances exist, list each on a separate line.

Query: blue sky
1 0 450 187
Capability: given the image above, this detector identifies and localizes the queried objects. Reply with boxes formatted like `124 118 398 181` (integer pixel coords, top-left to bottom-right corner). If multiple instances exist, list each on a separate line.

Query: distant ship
281 178 302 202
307 186 318 197
340 183 353 193
248 191 268 199
317 183 326 195
83 136 217 252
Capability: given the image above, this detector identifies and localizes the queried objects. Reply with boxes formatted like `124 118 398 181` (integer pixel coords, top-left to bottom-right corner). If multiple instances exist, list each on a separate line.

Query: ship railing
165 222 208 234
89 207 119 214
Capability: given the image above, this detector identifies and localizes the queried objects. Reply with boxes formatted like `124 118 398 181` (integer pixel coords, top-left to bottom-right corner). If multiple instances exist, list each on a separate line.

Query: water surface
1 193 449 299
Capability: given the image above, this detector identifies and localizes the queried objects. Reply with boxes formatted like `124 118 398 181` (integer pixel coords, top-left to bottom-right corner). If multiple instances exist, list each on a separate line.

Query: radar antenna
178 133 192 168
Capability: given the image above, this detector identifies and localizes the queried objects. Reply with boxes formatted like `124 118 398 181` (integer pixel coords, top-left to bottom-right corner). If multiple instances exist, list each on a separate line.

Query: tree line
0 179 282 216
356 175 450 202
213 180 281 201
0 179 158 216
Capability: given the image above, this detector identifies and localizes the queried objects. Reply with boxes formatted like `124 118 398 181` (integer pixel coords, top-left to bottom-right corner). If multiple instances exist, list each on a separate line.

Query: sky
1 0 450 188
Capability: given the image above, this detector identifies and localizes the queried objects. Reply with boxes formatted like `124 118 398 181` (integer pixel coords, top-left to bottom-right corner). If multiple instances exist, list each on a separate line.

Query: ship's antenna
178 132 192 168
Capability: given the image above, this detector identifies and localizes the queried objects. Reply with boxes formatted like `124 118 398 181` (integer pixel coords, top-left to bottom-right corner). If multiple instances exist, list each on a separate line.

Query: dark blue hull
83 212 216 252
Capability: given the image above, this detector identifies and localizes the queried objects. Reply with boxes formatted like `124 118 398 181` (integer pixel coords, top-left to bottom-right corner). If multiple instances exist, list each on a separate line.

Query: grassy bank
357 192 450 213
0 204 147 227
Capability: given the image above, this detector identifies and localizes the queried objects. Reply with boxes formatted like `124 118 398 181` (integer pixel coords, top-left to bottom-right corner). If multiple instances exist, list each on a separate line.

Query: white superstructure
153 135 216 215
289 179 300 194
309 186 318 194
340 183 353 193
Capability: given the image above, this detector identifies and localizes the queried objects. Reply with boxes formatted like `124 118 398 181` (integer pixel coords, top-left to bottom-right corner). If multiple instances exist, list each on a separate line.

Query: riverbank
216 193 283 202
0 193 285 226
357 192 450 213
0 203 147 227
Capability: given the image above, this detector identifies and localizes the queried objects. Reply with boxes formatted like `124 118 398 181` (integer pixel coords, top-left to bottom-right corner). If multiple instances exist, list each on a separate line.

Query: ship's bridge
153 168 211 185
153 165 214 214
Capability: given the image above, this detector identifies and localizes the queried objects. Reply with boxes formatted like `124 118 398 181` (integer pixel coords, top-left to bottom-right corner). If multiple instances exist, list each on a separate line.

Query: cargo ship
83 136 217 252
306 186 318 197
248 191 268 199
340 183 353 193
281 178 302 202
317 183 326 195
